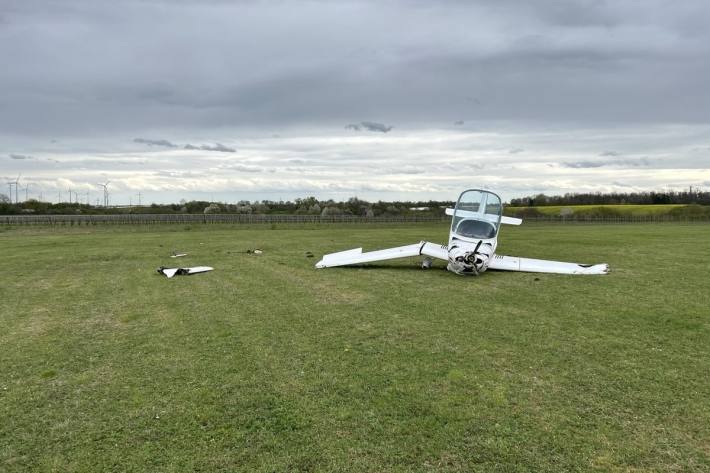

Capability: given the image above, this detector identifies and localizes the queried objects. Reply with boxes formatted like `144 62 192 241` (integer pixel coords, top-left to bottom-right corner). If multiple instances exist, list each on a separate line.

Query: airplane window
455 219 497 239
451 190 502 240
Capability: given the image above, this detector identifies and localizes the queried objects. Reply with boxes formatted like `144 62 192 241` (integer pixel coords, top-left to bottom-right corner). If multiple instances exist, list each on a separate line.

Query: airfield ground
1 222 708 472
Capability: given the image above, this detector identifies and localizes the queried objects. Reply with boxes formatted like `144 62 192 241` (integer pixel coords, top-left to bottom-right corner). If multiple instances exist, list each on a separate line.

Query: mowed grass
1 223 708 472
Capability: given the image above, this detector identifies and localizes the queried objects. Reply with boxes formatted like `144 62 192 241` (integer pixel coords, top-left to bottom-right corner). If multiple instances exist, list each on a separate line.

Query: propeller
448 240 488 276
465 240 484 275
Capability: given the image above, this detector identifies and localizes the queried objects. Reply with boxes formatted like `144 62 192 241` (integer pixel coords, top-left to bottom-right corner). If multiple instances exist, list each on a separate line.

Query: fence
0 214 448 225
1 213 709 226
511 215 710 224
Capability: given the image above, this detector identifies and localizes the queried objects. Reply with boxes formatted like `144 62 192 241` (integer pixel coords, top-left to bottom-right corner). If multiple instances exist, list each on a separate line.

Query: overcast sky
2 0 709 204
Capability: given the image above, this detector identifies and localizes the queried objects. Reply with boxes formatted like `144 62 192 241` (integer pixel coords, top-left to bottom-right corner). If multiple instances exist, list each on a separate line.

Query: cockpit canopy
451 190 502 240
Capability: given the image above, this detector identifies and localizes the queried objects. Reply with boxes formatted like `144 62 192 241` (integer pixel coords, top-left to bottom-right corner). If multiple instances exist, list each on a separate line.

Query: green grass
1 223 709 472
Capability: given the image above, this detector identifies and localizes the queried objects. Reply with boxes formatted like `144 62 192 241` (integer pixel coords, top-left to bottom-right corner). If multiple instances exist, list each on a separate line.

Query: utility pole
7 183 13 203
137 192 142 206
24 184 29 202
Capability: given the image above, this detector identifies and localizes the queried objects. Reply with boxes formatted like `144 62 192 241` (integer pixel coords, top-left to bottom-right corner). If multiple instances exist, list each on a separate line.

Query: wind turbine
14 174 20 204
23 183 29 202
98 181 110 207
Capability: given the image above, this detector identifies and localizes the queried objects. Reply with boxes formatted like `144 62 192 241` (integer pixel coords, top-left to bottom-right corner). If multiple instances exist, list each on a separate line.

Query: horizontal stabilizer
316 241 447 268
445 208 522 225
488 255 609 275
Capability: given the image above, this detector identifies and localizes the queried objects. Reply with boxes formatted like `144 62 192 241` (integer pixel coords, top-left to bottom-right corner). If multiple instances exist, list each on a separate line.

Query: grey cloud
562 158 650 168
360 122 393 133
200 143 235 153
454 120 464 125
134 138 234 152
614 158 650 167
134 138 177 148
599 150 620 156
509 148 524 154
2 1 710 135
562 161 608 168
184 143 235 152
346 122 393 133
221 164 262 173
10 154 34 160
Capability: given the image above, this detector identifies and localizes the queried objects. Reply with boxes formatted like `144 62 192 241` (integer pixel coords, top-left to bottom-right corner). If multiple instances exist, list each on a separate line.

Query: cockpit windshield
451 190 502 240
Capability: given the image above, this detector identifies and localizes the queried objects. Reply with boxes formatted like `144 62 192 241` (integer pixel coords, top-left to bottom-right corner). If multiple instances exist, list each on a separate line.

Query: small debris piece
157 266 214 278
247 249 263 255
421 257 433 269
170 252 188 258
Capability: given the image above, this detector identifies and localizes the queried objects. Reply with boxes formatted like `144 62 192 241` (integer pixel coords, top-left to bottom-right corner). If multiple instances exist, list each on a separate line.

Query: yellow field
505 204 688 216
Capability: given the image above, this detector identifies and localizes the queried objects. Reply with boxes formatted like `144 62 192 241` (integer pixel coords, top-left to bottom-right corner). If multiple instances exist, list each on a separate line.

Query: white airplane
316 189 609 276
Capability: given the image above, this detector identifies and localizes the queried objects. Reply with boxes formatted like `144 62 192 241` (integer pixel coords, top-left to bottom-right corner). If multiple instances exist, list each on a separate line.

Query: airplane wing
488 255 609 275
316 241 448 268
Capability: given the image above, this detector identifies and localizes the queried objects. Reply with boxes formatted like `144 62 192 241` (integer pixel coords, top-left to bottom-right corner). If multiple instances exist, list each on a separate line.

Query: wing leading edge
488 255 609 275
316 241 447 268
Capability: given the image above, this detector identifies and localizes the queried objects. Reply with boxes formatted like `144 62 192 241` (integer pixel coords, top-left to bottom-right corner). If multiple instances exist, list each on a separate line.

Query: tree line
2 189 708 216
0 195 453 216
509 189 710 206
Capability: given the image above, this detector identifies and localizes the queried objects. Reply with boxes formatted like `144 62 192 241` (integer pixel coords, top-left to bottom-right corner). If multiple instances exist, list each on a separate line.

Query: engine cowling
446 243 494 275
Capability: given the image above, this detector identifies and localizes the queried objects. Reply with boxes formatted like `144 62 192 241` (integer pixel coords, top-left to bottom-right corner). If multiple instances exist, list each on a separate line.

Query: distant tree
0 193 9 204
203 203 221 214
345 196 370 216
384 205 401 215
321 206 344 216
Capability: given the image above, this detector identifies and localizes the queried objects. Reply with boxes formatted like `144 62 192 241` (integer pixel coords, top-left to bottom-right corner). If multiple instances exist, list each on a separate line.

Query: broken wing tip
586 263 610 275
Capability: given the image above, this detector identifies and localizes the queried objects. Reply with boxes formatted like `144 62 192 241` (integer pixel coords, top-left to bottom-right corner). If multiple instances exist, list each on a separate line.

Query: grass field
1 223 709 472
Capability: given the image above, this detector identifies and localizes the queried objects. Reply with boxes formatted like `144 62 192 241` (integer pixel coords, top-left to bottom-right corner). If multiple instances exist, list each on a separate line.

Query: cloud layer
1 0 709 202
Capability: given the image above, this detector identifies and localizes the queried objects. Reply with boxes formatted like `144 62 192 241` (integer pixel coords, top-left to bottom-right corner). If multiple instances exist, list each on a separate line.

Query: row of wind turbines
5 175 113 206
